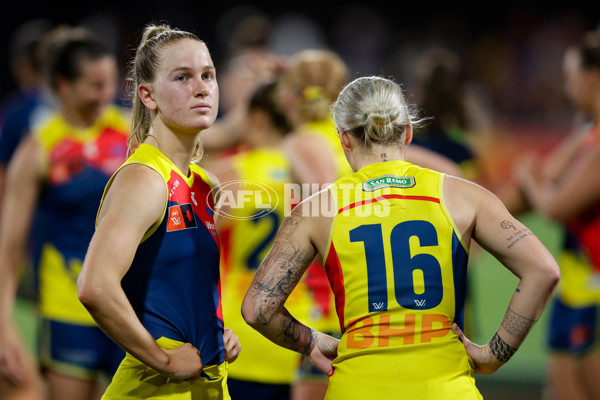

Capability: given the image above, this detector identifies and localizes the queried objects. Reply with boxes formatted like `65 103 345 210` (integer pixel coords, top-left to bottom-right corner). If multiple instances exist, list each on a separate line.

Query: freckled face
151 39 219 135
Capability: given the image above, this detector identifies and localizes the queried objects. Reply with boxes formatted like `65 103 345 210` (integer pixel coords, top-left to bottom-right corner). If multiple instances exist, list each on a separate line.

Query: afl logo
206 180 279 220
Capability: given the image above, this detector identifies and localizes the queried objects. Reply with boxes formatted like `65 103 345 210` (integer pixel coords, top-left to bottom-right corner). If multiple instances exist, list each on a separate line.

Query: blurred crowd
1 5 597 189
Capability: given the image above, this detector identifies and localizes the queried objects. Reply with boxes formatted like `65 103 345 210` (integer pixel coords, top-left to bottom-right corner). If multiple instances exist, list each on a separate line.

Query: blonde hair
281 49 348 122
331 76 424 147
127 23 206 161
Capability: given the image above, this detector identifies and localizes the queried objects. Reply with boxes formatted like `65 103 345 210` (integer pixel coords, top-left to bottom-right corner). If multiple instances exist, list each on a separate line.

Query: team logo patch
167 204 198 231
362 175 415 192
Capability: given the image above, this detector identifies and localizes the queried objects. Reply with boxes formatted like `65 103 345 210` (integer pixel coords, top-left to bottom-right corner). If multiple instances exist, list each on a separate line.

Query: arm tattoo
243 208 319 355
502 220 533 250
500 220 517 230
500 308 536 341
248 209 316 326
252 267 298 325
489 332 518 363
278 309 315 355
277 211 303 239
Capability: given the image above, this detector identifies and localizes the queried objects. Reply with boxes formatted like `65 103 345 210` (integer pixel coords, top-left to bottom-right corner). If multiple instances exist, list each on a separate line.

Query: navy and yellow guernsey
99 143 225 366
323 160 481 399
35 104 129 377
37 105 130 325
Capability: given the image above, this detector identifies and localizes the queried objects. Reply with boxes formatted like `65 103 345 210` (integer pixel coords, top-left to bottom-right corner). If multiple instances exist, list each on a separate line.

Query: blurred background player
503 24 600 400
0 19 54 308
0 18 54 205
0 25 129 400
211 79 311 400
200 11 285 165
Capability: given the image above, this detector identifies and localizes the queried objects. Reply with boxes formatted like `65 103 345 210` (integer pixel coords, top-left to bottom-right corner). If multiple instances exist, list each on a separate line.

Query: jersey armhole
438 173 469 254
95 161 169 244
321 185 339 264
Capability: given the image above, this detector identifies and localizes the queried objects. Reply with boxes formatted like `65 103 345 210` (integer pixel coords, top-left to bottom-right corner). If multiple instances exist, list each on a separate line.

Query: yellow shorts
102 337 230 400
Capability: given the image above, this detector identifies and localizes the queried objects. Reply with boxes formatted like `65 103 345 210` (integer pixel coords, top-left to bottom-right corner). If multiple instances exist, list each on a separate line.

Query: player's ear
404 123 413 146
138 83 157 111
339 129 353 152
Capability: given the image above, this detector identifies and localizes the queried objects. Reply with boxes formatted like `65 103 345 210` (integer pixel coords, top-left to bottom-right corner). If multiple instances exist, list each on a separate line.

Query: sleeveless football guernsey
101 143 229 399
36 105 130 324
323 160 481 399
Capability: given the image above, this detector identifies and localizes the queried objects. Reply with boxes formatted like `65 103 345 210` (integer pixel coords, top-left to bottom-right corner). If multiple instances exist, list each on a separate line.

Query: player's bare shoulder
442 175 497 239
98 163 166 227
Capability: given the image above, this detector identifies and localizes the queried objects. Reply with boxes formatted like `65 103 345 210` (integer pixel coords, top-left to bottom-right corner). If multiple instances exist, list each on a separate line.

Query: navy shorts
39 318 125 379
548 297 600 357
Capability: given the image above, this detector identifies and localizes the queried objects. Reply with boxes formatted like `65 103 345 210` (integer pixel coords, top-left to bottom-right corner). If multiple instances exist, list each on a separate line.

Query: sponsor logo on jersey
362 175 415 192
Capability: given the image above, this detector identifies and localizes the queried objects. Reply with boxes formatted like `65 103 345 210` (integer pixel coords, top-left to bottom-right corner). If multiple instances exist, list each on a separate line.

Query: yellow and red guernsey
322 160 482 400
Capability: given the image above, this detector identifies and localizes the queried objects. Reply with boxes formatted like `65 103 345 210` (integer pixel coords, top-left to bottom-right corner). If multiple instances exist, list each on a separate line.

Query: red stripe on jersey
324 243 346 333
215 276 224 323
339 194 440 213
192 172 219 248
219 226 233 278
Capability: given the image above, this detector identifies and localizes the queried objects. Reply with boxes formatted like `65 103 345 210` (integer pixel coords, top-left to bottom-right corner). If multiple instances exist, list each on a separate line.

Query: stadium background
2 1 597 398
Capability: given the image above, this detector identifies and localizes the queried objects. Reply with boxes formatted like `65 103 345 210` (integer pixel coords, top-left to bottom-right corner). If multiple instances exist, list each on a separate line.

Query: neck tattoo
381 153 388 162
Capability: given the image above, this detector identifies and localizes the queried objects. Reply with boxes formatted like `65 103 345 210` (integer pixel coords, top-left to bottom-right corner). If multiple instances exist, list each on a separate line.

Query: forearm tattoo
279 309 315 355
251 212 313 314
247 211 317 353
500 308 536 341
489 332 518 363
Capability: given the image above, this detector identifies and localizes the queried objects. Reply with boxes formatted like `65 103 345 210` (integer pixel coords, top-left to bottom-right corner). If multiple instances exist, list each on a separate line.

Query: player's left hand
452 323 503 375
223 328 242 363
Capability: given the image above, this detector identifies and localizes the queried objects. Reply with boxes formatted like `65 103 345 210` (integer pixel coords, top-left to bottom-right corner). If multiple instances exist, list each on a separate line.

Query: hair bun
365 108 400 142
368 109 399 127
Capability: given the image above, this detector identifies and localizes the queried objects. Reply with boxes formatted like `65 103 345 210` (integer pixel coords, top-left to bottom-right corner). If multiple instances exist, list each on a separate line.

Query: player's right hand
161 343 203 380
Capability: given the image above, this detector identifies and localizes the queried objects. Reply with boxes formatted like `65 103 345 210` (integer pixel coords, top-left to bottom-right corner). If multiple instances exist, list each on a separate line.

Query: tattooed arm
452 305 537 374
242 201 339 375
444 176 560 374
